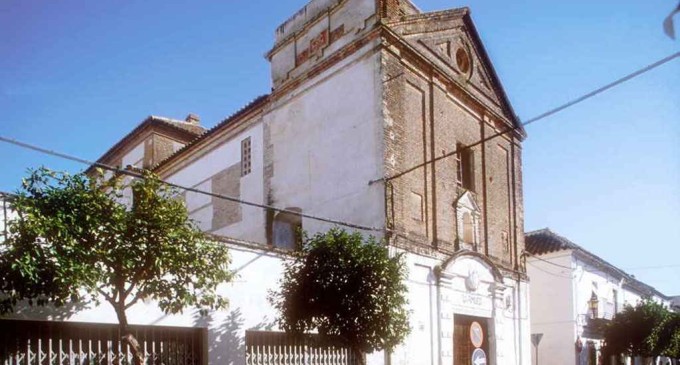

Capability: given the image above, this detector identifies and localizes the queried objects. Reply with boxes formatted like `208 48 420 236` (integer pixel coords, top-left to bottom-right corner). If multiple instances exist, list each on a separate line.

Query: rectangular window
456 143 475 191
613 289 619 314
241 137 252 176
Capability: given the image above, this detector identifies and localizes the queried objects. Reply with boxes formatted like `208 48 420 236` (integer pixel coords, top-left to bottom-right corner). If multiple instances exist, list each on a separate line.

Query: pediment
388 10 521 131
419 35 499 104
455 191 480 213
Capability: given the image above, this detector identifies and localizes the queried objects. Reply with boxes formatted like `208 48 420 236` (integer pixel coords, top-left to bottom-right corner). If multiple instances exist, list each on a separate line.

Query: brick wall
381 47 524 272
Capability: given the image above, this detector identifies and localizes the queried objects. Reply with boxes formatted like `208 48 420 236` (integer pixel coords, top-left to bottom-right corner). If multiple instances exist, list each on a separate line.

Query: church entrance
453 314 490 365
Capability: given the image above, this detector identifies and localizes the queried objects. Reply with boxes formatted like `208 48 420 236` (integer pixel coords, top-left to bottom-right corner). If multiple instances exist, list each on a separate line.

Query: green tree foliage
0 168 233 364
602 299 679 360
649 311 680 359
270 228 410 361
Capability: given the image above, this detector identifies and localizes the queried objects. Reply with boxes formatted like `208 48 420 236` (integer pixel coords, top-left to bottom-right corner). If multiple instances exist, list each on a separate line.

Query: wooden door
453 315 489 365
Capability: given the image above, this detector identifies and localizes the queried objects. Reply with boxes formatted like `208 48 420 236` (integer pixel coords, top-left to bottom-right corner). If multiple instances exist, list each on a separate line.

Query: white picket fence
244 331 360 365
0 320 206 365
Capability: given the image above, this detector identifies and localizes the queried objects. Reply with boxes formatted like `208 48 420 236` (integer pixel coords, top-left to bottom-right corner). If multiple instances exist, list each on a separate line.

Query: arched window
463 212 474 243
273 208 302 250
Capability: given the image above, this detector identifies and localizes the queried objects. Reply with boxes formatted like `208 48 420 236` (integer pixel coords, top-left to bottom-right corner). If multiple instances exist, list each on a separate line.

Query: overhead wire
369 51 680 185
1 52 678 234
0 135 384 233
622 264 680 271
526 260 573 279
522 250 576 271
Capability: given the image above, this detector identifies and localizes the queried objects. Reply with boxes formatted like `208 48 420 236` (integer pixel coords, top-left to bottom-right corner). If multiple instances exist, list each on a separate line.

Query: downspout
517 273 524 365
434 266 443 365
481 116 489 256
429 76 438 248
512 141 524 365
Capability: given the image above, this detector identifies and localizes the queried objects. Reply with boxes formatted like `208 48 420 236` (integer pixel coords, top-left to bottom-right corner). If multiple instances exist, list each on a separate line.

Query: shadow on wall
194 307 277 365
7 300 90 321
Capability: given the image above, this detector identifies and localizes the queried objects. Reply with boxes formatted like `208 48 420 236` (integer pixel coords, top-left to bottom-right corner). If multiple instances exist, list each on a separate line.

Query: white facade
0 192 12 243
526 229 670 365
2 1 532 364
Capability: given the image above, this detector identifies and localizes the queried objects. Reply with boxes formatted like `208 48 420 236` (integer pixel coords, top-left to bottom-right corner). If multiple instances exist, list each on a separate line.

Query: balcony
578 314 610 340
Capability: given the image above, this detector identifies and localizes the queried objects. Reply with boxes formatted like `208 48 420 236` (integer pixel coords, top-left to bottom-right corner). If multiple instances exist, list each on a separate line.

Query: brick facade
380 9 526 273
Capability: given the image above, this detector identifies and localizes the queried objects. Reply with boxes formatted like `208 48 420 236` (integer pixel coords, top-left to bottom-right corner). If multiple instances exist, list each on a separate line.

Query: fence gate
245 331 360 365
0 319 206 365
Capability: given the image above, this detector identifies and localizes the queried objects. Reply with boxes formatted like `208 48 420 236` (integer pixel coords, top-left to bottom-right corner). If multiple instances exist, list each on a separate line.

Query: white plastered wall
164 122 266 244
265 41 385 237
528 250 669 365
5 244 288 365
384 248 530 365
527 251 576 365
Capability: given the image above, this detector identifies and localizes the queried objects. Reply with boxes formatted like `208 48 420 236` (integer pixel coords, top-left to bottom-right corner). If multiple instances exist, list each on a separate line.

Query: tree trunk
352 346 366 365
114 303 144 365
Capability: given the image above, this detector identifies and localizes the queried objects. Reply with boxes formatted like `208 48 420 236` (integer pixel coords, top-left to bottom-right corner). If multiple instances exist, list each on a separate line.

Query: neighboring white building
0 192 11 243
2 1 532 364
526 228 671 365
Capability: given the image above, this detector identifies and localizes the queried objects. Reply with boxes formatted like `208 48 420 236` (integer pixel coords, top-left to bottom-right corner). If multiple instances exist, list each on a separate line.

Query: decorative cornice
379 24 525 141
437 249 505 283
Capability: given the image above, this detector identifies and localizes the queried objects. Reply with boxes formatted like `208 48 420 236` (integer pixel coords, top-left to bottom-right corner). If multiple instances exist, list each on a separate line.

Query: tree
270 228 410 363
0 168 233 365
602 299 677 362
649 311 680 359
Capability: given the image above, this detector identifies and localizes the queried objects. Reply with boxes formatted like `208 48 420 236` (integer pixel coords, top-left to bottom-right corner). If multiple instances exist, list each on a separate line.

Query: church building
2 1 530 364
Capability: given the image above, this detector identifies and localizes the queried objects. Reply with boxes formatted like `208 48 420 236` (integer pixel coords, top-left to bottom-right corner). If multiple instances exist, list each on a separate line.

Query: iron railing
0 319 206 365
245 331 360 365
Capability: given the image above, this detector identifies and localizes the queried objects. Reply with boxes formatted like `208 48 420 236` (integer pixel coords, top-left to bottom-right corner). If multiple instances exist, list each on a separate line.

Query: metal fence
0 319 206 365
245 331 360 365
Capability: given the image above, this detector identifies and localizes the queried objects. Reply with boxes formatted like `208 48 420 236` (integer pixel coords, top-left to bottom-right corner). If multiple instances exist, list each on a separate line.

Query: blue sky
1 1 678 295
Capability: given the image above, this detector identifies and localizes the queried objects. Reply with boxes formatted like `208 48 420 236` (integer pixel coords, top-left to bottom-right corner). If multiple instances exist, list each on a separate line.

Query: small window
273 208 302 250
241 137 252 176
613 289 619 313
462 213 474 243
456 143 474 191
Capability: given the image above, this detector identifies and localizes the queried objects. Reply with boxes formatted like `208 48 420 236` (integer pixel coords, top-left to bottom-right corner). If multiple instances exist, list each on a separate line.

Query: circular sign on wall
472 348 487 365
470 321 484 348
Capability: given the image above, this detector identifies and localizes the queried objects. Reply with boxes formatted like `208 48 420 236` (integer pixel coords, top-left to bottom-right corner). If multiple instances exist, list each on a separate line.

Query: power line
1 52 678 232
0 135 384 233
523 250 576 271
370 51 680 185
623 264 680 271
526 260 573 279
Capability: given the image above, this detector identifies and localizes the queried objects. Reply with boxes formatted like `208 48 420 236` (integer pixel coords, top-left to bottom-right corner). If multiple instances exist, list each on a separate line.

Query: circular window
455 47 471 74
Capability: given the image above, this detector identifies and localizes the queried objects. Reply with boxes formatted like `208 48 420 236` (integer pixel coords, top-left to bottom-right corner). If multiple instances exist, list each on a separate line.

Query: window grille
241 137 252 177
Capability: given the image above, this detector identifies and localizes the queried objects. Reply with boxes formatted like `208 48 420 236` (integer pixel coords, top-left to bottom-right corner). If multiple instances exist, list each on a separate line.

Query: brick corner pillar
379 0 402 21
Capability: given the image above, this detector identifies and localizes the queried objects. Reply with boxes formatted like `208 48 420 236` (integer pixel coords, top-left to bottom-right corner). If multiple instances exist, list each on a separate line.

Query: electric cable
0 135 384 233
522 250 576 271
369 51 680 185
2 52 678 233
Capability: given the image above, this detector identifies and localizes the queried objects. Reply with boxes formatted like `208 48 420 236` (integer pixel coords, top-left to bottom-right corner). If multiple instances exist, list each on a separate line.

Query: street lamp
589 291 599 318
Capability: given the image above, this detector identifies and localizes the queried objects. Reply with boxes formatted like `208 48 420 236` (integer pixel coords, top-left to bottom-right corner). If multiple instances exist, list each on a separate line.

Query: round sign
470 321 484 348
471 348 487 365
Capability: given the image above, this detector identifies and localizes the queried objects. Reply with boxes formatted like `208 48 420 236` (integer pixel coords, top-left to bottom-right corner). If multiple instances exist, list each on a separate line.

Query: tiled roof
526 228 669 300
89 115 207 173
151 116 206 135
525 228 579 255
152 94 270 170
